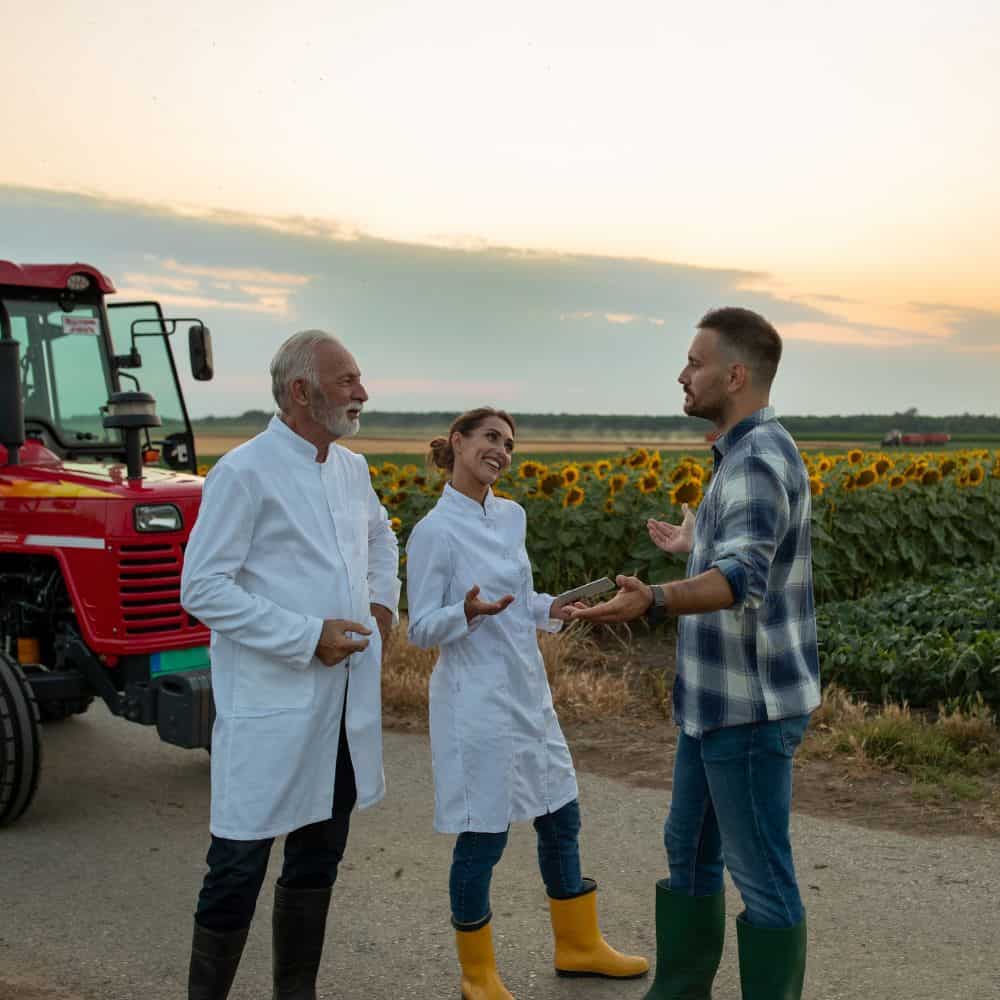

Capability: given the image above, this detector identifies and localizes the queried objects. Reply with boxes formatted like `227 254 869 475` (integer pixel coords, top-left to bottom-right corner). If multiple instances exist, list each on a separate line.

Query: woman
405 407 648 999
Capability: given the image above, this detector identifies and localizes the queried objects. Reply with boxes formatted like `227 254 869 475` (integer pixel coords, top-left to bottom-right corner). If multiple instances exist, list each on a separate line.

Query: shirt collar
714 406 776 459
267 414 327 463
441 480 499 516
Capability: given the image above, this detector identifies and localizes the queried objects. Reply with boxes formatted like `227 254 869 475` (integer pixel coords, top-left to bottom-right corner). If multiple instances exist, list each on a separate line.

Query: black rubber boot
272 882 333 999
188 920 250 1000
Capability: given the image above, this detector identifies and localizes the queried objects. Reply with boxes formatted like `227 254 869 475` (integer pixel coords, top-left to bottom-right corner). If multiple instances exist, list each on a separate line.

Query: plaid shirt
674 406 821 737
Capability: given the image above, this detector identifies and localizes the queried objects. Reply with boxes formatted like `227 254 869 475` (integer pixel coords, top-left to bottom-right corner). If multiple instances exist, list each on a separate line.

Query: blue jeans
450 798 585 925
664 715 810 929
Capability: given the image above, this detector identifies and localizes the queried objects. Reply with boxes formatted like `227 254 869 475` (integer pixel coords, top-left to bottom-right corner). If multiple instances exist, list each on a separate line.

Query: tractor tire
0 653 43 827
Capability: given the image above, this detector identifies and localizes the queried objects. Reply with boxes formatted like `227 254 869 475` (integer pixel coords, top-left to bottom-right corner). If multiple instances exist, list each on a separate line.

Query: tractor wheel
0 653 43 827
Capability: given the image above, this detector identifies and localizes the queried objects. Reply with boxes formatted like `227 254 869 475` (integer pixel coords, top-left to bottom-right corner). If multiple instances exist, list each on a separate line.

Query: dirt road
2 704 997 999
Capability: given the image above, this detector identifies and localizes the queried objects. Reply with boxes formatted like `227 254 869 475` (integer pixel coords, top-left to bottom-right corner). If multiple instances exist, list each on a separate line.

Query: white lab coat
181 416 400 840
405 484 578 834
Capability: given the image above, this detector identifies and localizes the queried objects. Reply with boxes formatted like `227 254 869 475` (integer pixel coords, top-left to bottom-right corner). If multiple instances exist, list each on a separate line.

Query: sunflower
843 474 857 492
649 453 663 473
608 473 628 495
874 457 892 477
594 459 612 479
561 465 581 486
386 491 408 508
856 467 877 488
562 485 586 508
847 449 863 465
402 464 418 477
670 480 703 506
669 465 690 484
939 459 957 477
888 474 906 489
540 473 563 497
381 462 399 477
920 469 941 486
603 497 617 514
808 476 825 497
638 472 661 494
389 517 402 533
818 458 832 473
368 464 379 479
518 460 545 479
685 463 706 483
493 488 514 500
627 448 650 469
968 464 985 486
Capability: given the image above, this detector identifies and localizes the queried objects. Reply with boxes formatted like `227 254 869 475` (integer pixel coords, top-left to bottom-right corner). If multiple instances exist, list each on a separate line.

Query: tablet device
551 576 616 610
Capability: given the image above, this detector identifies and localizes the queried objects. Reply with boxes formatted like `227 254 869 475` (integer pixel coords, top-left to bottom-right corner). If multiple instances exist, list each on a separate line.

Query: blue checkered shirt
673 406 821 737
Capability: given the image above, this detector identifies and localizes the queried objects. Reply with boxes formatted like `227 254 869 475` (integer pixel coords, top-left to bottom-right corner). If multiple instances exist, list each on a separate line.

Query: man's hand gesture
567 575 652 624
464 585 514 624
647 503 695 555
316 619 372 667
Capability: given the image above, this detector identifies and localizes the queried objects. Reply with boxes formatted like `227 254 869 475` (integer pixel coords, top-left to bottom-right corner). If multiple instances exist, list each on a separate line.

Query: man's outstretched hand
647 502 696 555
316 619 372 666
464 585 515 623
566 575 652 624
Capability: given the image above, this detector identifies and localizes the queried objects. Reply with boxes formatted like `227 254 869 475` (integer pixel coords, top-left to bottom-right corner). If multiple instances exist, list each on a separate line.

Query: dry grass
380 620 634 722
803 685 1000 799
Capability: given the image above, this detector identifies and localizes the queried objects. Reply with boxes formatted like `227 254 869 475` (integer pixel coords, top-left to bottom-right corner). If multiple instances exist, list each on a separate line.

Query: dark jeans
450 798 585 926
664 715 811 929
195 713 358 933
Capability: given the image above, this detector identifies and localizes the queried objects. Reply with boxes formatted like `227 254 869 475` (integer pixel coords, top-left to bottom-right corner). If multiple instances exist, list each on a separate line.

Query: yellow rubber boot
455 919 515 1000
548 879 650 979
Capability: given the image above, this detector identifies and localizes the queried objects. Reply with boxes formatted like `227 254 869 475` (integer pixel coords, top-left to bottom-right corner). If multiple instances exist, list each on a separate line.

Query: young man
572 307 820 1000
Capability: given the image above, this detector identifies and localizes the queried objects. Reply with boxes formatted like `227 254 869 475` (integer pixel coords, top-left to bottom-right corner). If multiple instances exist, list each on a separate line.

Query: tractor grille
117 542 194 637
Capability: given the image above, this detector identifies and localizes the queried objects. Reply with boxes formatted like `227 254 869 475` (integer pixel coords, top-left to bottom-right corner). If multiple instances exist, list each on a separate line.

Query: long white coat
181 417 400 840
405 484 578 834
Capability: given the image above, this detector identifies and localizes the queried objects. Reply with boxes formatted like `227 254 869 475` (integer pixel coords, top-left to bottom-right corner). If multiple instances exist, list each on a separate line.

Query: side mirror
189 324 214 381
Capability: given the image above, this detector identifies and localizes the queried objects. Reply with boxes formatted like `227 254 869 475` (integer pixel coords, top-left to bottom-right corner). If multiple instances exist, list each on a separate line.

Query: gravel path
1 704 997 998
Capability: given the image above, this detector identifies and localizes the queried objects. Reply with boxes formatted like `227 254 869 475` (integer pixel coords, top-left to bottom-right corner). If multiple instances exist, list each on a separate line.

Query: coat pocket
232 644 316 716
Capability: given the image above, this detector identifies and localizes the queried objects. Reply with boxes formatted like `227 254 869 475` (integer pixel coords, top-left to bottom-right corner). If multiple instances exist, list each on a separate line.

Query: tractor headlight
134 503 183 533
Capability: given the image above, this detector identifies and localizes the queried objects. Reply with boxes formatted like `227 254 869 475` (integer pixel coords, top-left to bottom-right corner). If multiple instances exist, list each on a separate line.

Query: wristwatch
645 584 668 625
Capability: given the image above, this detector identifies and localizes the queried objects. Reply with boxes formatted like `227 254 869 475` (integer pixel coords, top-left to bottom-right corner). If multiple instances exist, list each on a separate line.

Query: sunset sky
2 1 997 417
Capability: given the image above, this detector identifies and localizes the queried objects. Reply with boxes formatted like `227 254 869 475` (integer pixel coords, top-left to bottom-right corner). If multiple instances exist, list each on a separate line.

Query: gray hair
270 329 344 412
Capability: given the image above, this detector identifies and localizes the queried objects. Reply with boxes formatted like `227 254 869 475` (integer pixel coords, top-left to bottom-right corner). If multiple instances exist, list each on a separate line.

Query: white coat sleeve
405 518 482 648
181 463 323 667
365 477 401 620
531 591 563 633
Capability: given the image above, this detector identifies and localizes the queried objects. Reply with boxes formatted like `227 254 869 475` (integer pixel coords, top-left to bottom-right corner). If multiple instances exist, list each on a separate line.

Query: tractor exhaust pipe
0 337 25 466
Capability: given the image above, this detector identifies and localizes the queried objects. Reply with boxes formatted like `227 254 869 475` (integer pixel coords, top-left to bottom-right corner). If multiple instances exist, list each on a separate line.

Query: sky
1 0 998 417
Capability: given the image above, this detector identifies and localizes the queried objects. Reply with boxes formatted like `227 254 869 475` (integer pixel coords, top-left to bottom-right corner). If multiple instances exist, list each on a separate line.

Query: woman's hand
549 600 588 622
647 503 695 555
464 585 515 623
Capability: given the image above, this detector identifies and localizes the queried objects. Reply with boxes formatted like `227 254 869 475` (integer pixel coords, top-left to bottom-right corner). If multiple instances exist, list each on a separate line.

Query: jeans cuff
452 910 492 932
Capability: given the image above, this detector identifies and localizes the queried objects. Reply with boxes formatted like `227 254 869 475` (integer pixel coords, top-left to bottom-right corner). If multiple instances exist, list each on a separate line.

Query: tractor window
107 303 189 439
5 298 120 447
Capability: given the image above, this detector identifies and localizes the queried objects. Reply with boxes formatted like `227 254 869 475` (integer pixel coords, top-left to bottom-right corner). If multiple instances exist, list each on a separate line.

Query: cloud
908 303 1000 352
560 310 667 327
118 257 313 316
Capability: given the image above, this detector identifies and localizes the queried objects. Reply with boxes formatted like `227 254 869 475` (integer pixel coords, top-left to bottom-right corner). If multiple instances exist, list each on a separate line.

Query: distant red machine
0 261 216 826
881 430 951 447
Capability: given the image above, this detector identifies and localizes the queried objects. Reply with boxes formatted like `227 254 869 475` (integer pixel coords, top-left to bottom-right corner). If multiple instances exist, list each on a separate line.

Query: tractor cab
0 261 218 827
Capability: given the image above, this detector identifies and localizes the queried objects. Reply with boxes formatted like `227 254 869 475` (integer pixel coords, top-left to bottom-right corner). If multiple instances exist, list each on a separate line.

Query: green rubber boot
736 913 806 1000
641 880 725 1000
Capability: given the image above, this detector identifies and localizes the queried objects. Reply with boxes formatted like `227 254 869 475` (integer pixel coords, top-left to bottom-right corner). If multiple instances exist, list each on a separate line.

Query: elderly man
572 307 820 1000
181 330 400 1000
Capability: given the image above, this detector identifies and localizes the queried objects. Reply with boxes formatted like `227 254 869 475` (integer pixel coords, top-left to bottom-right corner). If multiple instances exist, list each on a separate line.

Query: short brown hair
428 407 516 471
698 307 782 388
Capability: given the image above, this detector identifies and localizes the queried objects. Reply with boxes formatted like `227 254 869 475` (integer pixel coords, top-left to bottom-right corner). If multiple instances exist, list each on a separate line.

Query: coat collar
441 480 499 516
267 414 328 464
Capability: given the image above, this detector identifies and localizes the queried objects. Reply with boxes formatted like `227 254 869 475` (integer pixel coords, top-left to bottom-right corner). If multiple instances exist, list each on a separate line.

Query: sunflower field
371 446 1000 605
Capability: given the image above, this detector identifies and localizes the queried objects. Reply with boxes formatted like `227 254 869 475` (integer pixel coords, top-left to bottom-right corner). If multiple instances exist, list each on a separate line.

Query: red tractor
1 261 216 826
